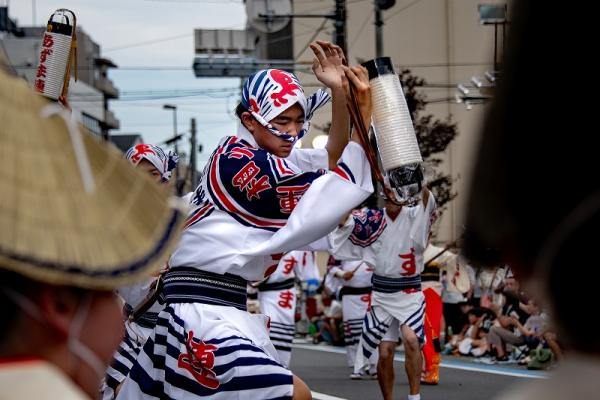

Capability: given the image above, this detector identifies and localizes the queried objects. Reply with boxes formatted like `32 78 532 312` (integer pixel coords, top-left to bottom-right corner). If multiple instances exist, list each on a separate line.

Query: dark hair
462 0 595 273
0 269 88 344
545 196 599 353
0 270 39 342
234 102 246 120
468 308 485 318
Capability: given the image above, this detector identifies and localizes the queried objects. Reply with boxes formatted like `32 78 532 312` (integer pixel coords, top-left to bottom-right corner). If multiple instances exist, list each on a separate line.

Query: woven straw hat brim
0 71 185 290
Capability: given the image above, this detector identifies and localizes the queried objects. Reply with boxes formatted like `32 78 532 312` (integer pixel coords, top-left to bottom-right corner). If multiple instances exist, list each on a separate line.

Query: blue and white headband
241 69 331 142
125 143 179 182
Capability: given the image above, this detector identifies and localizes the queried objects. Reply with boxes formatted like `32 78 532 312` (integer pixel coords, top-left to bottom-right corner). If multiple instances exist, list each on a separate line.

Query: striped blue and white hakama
340 290 371 367
116 268 293 400
267 320 295 368
354 275 426 374
102 318 155 400
258 279 296 368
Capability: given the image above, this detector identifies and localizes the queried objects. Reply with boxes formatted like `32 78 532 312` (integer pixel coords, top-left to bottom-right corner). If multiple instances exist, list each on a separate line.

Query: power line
397 62 494 68
103 20 245 53
294 0 337 4
294 19 328 60
298 0 368 13
71 93 238 101
114 102 236 110
348 11 372 51
11 65 194 70
119 120 232 128
70 87 240 102
266 27 324 45
104 33 193 52
11 61 493 71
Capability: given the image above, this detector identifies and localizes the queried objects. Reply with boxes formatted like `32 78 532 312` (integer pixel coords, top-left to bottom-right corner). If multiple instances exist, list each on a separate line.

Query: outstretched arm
310 41 349 170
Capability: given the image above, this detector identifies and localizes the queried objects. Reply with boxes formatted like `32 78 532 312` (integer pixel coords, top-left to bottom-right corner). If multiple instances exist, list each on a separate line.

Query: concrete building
292 0 505 243
0 6 119 140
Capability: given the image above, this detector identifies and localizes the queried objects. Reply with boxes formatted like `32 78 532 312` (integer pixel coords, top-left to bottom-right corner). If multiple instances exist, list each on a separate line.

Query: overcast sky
8 0 247 167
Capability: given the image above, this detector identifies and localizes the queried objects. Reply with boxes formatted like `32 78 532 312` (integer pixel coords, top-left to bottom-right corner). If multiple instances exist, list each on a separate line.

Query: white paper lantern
363 57 422 172
362 57 424 205
34 9 76 100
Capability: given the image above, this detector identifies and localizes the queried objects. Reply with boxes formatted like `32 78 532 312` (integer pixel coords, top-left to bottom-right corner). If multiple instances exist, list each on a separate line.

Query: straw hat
424 244 470 294
447 257 471 294
0 70 184 290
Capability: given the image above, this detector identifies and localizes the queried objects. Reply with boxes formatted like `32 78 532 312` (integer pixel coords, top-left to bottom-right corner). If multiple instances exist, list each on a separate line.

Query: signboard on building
193 28 294 77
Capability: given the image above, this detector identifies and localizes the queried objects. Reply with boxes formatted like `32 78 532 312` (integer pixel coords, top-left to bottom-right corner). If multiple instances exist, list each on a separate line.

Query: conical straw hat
0 70 185 290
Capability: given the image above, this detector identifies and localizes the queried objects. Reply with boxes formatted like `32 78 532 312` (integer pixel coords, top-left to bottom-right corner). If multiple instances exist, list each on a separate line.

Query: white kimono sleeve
285 147 329 172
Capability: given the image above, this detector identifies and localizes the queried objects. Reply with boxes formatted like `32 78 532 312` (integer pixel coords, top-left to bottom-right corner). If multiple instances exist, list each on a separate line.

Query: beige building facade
292 0 505 243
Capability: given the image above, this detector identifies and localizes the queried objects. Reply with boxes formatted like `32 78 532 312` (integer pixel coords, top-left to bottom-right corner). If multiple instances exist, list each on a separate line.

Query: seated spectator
448 308 492 357
542 330 564 363
311 287 343 346
488 300 543 361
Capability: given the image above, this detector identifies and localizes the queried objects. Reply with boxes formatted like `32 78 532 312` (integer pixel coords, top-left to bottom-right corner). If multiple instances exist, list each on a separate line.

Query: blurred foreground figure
0 70 183 399
462 1 599 399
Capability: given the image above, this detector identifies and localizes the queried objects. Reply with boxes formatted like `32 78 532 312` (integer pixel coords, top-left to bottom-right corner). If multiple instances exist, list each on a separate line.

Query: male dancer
118 42 374 399
256 251 306 367
329 258 377 376
331 190 437 400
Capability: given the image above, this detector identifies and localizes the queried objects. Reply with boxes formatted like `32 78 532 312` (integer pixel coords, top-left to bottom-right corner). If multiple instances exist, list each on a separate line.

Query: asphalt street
289 343 546 400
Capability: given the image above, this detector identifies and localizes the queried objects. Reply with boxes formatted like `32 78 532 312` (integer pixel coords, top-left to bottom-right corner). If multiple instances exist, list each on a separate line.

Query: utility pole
255 1 348 58
334 0 347 56
374 2 383 58
373 1 396 58
163 104 178 155
190 118 197 188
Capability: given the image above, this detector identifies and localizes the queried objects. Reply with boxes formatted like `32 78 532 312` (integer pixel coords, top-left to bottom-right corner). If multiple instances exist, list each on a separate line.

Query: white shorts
354 291 426 373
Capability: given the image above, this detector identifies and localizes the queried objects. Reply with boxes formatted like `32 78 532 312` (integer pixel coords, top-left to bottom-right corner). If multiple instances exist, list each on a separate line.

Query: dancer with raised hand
331 61 437 400
117 41 374 400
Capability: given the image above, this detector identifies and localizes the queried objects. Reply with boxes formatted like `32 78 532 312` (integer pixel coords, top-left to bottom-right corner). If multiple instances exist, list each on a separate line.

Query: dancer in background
329 258 377 378
102 143 179 400
332 192 436 400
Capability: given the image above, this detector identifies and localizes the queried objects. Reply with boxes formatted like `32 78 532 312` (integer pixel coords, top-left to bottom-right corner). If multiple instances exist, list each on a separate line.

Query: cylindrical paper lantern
34 9 76 101
362 57 424 205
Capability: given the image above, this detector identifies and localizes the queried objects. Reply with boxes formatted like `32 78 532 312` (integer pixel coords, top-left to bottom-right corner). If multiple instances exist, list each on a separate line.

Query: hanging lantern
34 9 77 101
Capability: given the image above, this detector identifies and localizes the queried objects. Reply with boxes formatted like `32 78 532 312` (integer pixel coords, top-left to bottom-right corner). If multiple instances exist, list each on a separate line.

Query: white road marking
292 343 548 379
311 391 349 400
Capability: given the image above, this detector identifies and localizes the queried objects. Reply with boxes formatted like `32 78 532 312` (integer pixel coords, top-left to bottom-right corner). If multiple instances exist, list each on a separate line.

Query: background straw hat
447 257 471 294
0 71 184 290
425 244 471 294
